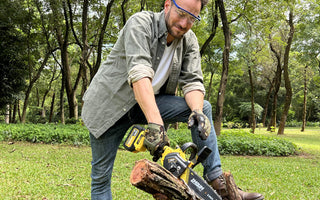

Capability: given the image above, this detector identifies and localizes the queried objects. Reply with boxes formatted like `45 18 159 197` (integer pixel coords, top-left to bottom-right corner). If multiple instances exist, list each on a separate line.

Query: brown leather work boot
208 174 264 200
208 175 228 199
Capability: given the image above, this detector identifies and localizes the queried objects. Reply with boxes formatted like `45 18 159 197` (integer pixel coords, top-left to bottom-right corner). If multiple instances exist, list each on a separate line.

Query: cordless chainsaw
123 125 222 200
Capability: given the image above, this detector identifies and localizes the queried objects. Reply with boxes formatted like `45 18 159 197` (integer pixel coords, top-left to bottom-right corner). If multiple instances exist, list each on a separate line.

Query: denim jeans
90 95 222 200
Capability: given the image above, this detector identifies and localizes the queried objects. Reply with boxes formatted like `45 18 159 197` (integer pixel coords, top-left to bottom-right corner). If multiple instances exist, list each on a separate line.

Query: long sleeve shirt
82 10 205 138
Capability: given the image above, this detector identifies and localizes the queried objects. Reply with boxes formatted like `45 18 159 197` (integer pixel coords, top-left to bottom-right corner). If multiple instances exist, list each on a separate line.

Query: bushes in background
0 123 89 145
217 129 297 156
0 123 297 156
166 126 297 156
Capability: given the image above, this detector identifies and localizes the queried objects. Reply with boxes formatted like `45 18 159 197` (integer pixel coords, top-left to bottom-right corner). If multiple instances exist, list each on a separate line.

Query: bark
206 71 215 101
80 0 89 104
200 2 218 56
261 78 274 127
11 100 18 123
130 160 241 200
51 0 81 120
68 0 89 107
130 159 201 200
5 105 10 124
267 40 282 132
60 72 65 124
278 10 294 135
49 93 55 123
248 65 256 133
301 66 308 132
214 0 231 135
121 0 129 26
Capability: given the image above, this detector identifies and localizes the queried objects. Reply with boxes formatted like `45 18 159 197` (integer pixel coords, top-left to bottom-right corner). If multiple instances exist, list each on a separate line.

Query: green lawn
0 127 319 199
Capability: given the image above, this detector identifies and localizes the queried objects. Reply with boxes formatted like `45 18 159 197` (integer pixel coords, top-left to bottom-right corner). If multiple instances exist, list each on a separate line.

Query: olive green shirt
82 10 205 138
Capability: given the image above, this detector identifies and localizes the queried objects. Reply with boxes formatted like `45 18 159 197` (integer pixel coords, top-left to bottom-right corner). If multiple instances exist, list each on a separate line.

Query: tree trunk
80 0 89 106
301 65 308 132
49 93 55 123
214 0 231 135
248 65 256 133
206 71 214 102
267 40 282 132
261 78 274 127
200 2 218 57
5 105 10 124
121 0 129 26
60 73 65 124
11 99 18 123
278 10 295 135
51 0 81 120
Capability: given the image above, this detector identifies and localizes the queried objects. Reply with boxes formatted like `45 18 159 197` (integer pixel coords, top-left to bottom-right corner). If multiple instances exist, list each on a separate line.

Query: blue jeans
90 95 222 199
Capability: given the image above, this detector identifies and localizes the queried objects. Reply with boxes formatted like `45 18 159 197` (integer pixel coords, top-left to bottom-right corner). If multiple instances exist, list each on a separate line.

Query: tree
0 0 28 112
277 8 295 135
214 0 232 135
49 0 82 120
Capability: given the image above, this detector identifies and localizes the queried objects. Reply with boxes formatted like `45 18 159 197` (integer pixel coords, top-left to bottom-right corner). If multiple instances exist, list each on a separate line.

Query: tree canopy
1 0 319 134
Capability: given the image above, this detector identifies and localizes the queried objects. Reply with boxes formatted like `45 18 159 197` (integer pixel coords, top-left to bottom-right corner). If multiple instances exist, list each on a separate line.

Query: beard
165 9 187 39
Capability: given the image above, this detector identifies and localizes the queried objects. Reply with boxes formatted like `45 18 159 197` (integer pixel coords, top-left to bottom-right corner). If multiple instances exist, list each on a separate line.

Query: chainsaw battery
123 125 146 152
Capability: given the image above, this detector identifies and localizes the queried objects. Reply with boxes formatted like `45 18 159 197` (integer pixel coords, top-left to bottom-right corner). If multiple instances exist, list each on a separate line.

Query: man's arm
132 77 164 125
185 90 204 111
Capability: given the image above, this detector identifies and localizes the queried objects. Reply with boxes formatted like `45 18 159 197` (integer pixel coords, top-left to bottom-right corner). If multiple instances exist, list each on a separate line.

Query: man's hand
188 109 211 140
143 123 170 161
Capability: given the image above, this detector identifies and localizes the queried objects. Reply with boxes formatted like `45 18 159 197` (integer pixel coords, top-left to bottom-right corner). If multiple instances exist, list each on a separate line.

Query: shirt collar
158 11 168 39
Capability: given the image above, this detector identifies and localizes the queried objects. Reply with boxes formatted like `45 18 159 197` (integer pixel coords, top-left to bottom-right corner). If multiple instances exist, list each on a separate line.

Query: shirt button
157 57 160 60
123 108 127 112
162 42 165 45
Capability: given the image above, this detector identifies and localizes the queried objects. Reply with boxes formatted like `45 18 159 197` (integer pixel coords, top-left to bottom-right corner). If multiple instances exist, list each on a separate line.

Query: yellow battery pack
123 125 146 153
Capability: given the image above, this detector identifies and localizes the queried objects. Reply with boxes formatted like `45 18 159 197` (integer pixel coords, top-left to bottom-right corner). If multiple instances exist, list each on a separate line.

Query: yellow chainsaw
123 125 222 200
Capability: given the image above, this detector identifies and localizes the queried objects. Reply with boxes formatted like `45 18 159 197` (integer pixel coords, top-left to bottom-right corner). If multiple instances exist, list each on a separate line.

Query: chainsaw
123 125 222 200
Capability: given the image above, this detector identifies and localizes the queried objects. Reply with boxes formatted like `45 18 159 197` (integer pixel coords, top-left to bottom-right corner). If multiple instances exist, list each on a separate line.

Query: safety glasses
171 0 201 23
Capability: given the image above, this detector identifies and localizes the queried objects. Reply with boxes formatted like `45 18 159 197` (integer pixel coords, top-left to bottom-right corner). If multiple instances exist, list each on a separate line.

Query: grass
0 127 319 199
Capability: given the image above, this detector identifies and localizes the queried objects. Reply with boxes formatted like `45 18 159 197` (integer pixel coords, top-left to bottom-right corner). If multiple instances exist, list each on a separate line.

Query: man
82 0 264 199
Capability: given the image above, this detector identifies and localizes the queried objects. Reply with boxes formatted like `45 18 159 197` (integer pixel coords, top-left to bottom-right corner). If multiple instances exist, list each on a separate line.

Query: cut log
130 160 241 200
130 159 200 200
223 172 241 200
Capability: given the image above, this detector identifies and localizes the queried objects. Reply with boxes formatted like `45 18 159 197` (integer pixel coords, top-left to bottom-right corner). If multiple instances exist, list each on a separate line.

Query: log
130 159 201 200
130 160 241 200
223 172 241 200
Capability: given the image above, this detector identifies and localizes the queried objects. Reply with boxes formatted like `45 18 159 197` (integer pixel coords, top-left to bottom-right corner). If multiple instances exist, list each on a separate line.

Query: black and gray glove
143 123 170 161
188 109 211 140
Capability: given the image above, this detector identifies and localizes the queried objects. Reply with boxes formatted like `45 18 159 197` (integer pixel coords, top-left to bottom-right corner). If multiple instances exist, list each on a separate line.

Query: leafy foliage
0 124 298 156
0 123 89 146
0 0 29 110
217 129 297 156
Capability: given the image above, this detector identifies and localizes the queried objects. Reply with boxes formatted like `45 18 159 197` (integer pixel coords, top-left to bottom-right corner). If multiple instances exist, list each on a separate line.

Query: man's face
164 0 201 41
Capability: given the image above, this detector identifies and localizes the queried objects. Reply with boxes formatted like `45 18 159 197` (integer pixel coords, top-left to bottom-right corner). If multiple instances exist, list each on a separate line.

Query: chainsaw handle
180 142 198 161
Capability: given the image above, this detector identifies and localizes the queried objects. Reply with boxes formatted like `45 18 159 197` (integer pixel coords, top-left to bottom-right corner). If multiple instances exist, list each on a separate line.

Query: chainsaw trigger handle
180 142 198 161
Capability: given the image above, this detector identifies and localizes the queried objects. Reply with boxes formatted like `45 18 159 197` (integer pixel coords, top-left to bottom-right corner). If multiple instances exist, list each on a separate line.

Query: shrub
0 123 90 145
168 127 297 156
217 129 297 156
0 123 298 156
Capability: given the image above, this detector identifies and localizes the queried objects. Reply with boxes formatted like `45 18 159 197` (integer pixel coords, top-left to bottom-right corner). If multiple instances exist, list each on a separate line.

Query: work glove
144 123 170 161
188 109 211 140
